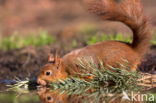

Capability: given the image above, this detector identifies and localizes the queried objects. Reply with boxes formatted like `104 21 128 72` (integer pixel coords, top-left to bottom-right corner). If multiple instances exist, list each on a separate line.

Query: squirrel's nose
37 78 47 86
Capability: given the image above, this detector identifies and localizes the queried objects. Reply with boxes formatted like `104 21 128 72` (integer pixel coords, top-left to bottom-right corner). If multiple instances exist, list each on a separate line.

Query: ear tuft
48 54 55 63
55 58 62 69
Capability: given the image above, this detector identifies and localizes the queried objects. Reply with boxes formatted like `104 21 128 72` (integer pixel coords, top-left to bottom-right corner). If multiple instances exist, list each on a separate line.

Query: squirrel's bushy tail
84 0 151 57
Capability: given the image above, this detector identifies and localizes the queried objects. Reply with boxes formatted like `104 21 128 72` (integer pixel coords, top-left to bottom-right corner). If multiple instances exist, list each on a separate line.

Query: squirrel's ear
48 54 55 63
48 53 62 67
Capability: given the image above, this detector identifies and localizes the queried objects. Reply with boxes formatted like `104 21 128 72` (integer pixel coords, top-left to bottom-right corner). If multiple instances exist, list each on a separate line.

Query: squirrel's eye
45 71 52 76
46 96 53 101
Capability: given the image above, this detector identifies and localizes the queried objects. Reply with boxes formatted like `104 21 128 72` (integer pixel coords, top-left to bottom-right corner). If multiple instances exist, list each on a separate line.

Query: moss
0 31 55 50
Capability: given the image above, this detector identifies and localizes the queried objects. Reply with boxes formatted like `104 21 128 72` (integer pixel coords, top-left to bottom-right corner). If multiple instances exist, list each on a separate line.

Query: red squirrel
37 0 151 85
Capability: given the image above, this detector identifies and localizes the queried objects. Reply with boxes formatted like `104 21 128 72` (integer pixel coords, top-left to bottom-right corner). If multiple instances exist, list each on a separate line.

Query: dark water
0 80 16 85
1 88 156 103
1 80 156 103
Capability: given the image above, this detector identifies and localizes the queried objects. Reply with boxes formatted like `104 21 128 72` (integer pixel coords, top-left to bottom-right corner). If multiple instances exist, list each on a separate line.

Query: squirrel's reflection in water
37 87 86 103
37 87 142 103
37 87 68 103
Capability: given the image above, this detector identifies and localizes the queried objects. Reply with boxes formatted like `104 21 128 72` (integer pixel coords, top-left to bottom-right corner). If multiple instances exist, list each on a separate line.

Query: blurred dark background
0 0 156 36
